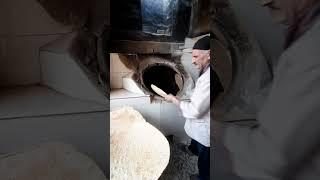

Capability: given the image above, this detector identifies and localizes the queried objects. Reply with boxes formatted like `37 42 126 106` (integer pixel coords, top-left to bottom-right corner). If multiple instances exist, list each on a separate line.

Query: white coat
180 66 210 147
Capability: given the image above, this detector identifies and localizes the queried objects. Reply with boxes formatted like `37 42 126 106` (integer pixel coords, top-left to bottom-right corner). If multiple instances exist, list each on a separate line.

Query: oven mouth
141 63 184 96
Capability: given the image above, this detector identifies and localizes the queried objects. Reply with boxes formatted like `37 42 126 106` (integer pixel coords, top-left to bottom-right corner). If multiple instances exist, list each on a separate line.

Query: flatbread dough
151 84 167 97
110 107 170 180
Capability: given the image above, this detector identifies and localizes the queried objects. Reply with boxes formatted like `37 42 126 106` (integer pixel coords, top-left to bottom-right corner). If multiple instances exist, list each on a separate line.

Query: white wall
110 53 132 89
0 0 72 87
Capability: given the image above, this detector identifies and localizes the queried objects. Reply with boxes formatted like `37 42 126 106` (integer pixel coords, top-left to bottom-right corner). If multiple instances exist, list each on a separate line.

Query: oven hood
109 0 211 54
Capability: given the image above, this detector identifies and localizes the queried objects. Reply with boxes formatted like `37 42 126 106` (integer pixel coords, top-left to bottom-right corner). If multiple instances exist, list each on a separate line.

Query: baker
164 36 211 180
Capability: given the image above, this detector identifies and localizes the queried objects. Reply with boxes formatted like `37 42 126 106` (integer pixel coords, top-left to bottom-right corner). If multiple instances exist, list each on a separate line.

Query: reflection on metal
141 0 178 36
110 0 191 42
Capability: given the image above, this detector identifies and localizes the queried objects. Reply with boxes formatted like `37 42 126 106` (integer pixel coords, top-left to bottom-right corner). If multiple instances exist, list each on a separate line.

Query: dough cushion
110 107 170 180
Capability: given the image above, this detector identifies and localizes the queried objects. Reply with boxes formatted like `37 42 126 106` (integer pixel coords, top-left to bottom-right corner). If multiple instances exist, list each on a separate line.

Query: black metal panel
110 0 191 42
111 0 142 31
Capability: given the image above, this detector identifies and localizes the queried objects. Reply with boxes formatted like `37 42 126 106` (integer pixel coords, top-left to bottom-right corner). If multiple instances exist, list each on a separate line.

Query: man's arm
179 78 210 119
164 76 210 119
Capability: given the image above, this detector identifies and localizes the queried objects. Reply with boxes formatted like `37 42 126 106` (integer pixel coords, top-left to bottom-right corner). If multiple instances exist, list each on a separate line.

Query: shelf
110 89 149 100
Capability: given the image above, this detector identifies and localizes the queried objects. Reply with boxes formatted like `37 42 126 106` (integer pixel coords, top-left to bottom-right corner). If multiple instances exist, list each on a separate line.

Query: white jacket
180 67 210 147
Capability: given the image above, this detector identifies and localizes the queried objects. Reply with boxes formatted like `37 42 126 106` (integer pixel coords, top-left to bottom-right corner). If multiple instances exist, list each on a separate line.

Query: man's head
192 36 210 71
258 0 317 25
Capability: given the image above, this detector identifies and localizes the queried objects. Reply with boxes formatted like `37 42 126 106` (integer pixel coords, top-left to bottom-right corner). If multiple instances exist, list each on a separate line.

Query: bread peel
151 84 167 97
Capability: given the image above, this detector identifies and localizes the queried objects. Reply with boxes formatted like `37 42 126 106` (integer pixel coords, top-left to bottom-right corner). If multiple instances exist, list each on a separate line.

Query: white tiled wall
160 101 187 140
110 53 132 89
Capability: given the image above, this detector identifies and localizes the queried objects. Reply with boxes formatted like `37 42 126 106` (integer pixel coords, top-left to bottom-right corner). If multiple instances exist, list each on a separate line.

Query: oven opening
142 64 183 96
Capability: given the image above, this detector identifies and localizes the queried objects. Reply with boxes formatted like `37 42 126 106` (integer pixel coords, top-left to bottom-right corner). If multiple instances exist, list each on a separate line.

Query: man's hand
164 94 180 106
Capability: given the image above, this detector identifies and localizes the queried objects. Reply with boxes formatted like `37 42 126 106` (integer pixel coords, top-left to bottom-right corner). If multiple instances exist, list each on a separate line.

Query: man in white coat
164 36 210 180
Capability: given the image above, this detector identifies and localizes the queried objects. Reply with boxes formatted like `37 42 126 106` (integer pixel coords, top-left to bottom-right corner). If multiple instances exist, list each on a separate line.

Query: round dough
110 107 170 180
